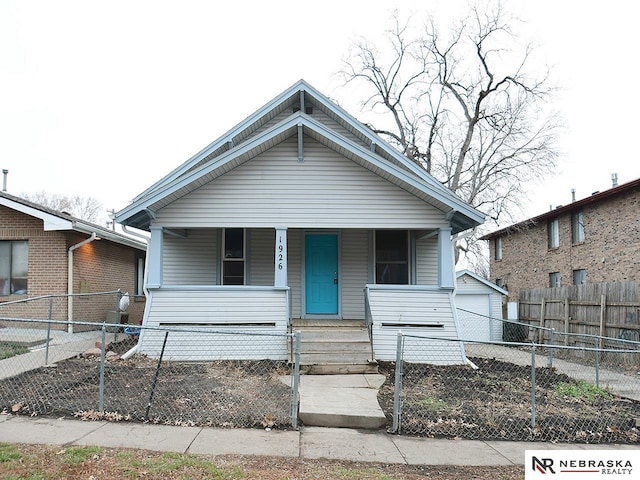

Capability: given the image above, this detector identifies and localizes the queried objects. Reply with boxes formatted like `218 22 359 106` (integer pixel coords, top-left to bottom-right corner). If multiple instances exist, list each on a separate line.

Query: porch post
438 227 455 289
147 226 164 288
274 227 288 287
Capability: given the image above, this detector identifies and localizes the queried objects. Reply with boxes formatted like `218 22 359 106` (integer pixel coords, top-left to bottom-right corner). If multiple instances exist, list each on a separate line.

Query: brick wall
0 205 146 328
489 188 640 302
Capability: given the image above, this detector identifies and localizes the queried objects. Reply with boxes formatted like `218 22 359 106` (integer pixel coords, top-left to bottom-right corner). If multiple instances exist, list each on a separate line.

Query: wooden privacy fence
519 282 640 345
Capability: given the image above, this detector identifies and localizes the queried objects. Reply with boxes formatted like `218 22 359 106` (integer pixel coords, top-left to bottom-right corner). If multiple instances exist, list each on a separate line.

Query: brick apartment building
0 191 147 329
481 177 640 302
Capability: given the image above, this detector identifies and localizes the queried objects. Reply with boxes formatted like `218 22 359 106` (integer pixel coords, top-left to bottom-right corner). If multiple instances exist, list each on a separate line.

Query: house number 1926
277 237 285 270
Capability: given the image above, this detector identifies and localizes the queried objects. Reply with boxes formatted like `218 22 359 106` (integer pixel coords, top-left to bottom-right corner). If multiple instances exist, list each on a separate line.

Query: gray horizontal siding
366 286 467 364
154 137 448 229
342 229 369 319
140 287 289 360
163 229 217 285
415 235 438 285
248 228 274 286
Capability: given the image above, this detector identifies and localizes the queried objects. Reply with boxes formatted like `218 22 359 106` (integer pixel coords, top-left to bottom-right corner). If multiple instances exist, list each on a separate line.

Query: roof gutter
67 232 98 333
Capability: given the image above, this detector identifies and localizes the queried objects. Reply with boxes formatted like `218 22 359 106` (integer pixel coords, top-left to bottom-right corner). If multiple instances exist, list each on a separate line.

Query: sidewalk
0 415 637 466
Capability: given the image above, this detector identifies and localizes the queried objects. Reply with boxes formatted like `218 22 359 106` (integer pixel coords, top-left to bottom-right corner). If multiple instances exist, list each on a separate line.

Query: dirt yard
376 358 640 444
1 339 638 444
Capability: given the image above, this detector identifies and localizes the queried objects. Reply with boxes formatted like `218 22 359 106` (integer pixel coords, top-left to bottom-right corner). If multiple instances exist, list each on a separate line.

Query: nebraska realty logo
525 450 638 479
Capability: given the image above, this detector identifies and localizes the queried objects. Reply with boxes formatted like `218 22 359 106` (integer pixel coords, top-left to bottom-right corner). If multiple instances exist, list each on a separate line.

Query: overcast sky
1 0 638 229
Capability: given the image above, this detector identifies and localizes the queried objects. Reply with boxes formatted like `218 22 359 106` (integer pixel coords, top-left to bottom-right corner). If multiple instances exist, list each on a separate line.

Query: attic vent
292 105 313 114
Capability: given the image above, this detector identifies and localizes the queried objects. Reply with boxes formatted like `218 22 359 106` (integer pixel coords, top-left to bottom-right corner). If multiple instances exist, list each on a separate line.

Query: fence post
392 331 404 433
99 325 106 412
599 294 606 339
45 297 53 366
547 328 555 368
291 331 301 429
531 344 536 429
539 298 546 343
595 337 600 388
564 298 570 345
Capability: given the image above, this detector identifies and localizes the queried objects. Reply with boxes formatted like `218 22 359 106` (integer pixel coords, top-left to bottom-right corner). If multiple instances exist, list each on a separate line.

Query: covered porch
138 225 465 364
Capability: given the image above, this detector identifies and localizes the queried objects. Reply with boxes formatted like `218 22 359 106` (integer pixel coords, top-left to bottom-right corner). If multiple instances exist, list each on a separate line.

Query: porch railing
364 286 375 361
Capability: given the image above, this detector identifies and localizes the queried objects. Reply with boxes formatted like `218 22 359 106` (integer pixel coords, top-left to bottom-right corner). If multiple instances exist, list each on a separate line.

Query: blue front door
305 234 338 315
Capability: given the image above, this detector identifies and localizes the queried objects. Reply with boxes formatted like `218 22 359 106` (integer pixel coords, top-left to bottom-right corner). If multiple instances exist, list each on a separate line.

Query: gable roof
0 191 146 251
456 269 508 295
481 177 640 240
115 79 484 233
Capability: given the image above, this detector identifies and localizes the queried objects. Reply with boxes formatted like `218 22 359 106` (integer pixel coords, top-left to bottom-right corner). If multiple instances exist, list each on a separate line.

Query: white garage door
456 294 491 342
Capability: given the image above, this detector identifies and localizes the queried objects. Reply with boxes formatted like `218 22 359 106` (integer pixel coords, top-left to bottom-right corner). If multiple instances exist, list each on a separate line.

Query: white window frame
549 272 561 288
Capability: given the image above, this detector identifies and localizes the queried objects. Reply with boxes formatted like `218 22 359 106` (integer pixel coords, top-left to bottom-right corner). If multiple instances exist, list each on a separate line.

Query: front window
375 230 408 284
222 228 245 285
548 218 559 249
0 240 29 295
572 209 585 244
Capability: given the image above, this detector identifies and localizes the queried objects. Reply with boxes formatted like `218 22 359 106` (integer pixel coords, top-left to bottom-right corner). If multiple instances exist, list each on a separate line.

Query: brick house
0 191 147 330
481 177 640 302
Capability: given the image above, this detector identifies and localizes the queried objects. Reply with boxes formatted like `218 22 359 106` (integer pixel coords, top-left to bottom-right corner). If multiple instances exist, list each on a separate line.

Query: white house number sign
275 231 287 286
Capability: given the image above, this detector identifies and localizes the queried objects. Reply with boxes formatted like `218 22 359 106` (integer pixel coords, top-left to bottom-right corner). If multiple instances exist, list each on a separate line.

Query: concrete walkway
465 343 640 401
1 415 637 466
0 328 123 380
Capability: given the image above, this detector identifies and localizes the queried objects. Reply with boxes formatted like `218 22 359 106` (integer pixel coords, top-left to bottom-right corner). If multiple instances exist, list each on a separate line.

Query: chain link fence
385 326 640 444
0 317 301 430
0 291 146 332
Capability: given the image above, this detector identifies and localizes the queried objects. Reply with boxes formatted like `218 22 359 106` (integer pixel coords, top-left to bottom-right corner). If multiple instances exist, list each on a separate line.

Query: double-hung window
222 228 245 285
494 237 503 261
0 240 29 295
548 218 559 249
571 209 585 244
573 269 587 285
375 230 409 284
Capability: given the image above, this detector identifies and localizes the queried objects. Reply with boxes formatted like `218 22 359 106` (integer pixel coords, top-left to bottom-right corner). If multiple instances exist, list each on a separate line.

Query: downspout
67 232 98 333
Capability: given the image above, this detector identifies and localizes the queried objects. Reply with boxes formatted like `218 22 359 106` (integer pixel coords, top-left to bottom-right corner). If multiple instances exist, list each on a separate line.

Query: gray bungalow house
115 80 484 364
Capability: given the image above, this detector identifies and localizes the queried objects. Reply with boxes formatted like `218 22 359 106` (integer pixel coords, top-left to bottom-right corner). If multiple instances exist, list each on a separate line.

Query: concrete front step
291 321 377 374
297 374 387 429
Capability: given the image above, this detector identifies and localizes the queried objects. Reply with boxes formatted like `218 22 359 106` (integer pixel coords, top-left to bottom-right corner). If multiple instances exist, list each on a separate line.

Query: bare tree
341 2 560 264
21 191 104 224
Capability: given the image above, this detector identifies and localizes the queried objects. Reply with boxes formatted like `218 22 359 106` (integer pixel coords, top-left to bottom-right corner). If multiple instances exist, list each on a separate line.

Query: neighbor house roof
456 269 508 296
115 79 485 234
480 177 640 240
0 191 147 251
